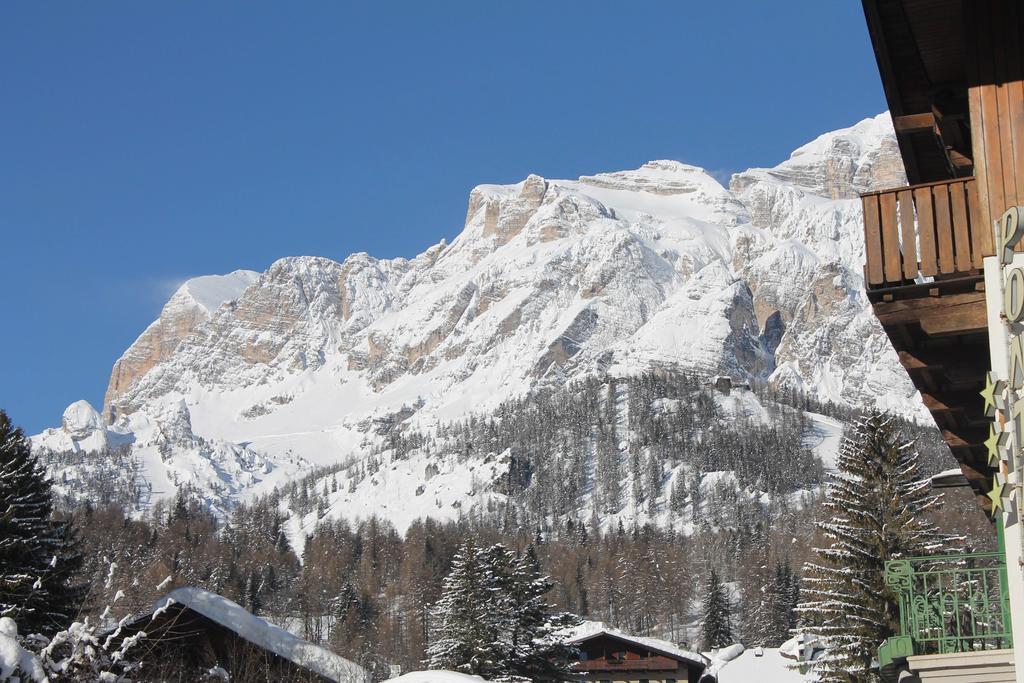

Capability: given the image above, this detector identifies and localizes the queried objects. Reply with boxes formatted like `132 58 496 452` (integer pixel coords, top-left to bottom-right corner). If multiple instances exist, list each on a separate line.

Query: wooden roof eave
863 0 922 182
861 0 971 185
570 630 708 669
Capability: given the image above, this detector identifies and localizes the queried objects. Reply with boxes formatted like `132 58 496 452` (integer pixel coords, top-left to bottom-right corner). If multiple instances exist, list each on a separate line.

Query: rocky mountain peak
731 112 905 200
61 400 104 439
35 112 922 521
103 270 258 420
579 159 726 196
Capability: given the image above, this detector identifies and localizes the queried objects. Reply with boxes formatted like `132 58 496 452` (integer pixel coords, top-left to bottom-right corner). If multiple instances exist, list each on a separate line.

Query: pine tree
0 410 84 635
427 541 579 680
797 413 956 682
426 540 502 677
500 544 580 680
774 559 801 640
40 514 84 630
700 569 733 649
737 529 774 647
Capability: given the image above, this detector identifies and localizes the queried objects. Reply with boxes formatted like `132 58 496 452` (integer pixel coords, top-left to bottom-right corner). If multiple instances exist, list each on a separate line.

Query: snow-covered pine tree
699 569 733 650
0 410 84 636
778 561 802 643
737 530 774 647
38 515 84 632
426 540 503 677
427 541 580 681
766 559 799 646
499 544 580 681
797 412 956 681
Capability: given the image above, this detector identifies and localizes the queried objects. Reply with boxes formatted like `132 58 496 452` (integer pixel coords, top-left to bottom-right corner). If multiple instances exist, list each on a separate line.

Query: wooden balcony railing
862 177 987 289
573 655 678 672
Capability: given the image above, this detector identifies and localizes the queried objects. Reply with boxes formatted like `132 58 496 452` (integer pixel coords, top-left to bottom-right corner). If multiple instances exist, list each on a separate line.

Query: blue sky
1 2 886 434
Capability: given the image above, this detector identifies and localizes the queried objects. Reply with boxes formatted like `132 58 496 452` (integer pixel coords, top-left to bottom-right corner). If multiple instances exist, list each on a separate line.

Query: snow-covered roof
565 621 709 667
930 467 969 488
714 645 813 682
387 672 485 682
152 588 368 682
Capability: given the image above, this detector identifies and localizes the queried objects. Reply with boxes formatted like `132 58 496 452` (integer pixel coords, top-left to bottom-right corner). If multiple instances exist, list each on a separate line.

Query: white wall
983 255 1024 683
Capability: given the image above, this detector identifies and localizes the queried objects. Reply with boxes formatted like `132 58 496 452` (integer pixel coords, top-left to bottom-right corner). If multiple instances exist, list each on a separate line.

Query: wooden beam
885 321 917 352
950 181 973 271
896 346 988 378
881 191 902 282
919 307 988 336
921 392 961 415
863 194 884 286
958 462 991 485
934 186 955 273
899 188 918 279
897 350 941 372
915 186 938 276
873 291 988 335
942 428 988 449
893 112 936 133
947 149 973 170
922 391 992 432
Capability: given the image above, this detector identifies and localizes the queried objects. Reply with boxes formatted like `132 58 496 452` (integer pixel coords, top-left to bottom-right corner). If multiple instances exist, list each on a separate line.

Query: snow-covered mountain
32 113 916 524
104 269 260 421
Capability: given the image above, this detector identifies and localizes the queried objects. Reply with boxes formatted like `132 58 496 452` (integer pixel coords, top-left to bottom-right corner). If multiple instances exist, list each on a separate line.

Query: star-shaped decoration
985 424 1008 466
989 477 1006 516
981 372 1004 417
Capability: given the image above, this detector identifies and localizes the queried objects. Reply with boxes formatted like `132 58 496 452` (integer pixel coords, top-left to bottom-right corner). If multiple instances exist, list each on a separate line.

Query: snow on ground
716 646 814 682
284 446 508 554
713 387 771 424
803 411 844 471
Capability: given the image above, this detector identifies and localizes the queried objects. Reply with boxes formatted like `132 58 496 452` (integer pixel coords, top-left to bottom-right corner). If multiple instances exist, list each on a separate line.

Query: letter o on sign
1006 267 1024 323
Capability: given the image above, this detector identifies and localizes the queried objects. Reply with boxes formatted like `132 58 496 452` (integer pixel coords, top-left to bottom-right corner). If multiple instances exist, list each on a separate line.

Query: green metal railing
879 550 1013 673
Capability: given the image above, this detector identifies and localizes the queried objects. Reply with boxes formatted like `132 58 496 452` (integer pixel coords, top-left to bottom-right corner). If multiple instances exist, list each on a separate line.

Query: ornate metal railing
879 551 1012 672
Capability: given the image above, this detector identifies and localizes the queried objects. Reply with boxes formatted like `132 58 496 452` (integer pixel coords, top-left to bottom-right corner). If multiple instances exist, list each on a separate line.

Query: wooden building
108 587 369 682
859 1 1024 681
567 627 711 683
860 0 1023 513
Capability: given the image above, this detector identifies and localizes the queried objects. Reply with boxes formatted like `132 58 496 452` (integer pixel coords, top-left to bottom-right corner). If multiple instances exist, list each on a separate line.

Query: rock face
104 270 258 420
730 114 905 200
727 114 909 412
35 112 920 517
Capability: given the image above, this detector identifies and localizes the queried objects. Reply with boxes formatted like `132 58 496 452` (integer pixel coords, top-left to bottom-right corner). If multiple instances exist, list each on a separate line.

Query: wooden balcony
878 552 1013 682
573 655 678 672
861 176 997 512
863 177 987 300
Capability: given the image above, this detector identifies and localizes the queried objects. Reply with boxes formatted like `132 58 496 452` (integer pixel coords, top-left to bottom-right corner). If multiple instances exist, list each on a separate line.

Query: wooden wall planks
968 0 1024 246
